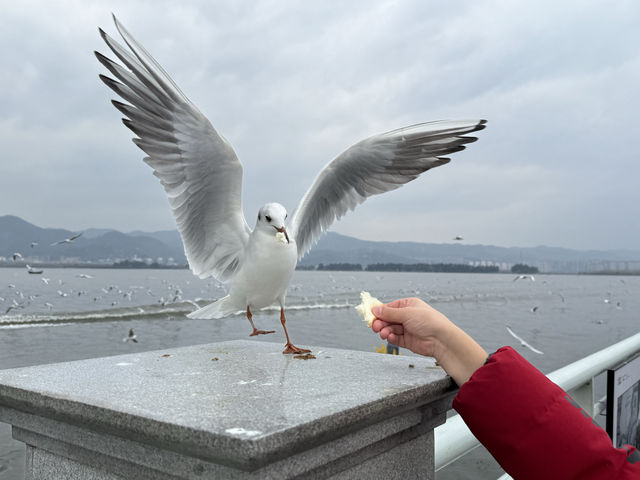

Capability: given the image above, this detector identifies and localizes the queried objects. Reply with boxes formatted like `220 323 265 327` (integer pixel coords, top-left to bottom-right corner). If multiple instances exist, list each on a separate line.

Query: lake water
1 268 639 479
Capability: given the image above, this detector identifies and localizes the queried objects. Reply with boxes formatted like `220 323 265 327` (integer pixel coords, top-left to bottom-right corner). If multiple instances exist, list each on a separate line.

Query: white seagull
506 326 544 355
95 16 487 354
513 274 535 282
51 233 83 246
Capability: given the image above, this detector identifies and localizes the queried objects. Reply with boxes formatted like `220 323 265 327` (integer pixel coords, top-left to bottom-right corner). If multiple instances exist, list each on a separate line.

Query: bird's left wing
95 16 250 281
288 120 486 259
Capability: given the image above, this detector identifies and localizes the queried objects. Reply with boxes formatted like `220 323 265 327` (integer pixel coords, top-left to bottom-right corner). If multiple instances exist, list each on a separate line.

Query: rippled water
1 268 638 479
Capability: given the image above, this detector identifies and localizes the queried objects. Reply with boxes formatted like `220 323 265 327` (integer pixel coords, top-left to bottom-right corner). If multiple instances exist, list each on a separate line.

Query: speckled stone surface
0 340 456 478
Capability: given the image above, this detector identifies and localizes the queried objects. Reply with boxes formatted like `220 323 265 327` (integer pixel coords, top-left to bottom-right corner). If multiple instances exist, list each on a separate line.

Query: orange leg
280 307 311 354
247 306 275 336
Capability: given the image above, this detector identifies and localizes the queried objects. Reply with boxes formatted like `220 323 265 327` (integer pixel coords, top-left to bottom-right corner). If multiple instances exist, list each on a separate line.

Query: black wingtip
94 50 110 66
98 73 119 89
111 99 128 113
121 118 138 135
477 119 488 131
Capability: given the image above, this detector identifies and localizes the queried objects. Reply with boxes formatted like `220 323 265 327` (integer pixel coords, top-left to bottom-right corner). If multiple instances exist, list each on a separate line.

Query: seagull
453 236 464 241
51 233 83 246
95 15 486 354
506 326 544 355
123 328 138 343
30 242 38 248
513 274 535 282
25 264 43 274
12 252 23 261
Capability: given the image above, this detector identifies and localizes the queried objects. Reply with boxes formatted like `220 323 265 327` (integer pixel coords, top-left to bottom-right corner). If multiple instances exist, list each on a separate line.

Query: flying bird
513 274 535 282
12 252 23 261
51 233 83 246
95 15 486 354
453 236 464 241
123 328 138 343
506 326 544 355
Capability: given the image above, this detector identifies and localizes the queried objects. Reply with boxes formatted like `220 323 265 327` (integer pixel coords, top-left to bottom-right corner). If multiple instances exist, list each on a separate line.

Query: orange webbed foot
282 343 311 354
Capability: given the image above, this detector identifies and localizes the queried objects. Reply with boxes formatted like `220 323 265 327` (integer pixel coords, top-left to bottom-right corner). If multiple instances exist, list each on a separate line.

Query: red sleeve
452 346 640 480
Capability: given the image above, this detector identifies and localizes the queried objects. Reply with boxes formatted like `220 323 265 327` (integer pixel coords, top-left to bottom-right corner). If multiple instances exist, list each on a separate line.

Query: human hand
371 297 488 386
371 297 448 358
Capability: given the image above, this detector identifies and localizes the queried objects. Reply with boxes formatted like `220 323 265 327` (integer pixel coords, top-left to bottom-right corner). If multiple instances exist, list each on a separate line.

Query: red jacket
453 346 640 479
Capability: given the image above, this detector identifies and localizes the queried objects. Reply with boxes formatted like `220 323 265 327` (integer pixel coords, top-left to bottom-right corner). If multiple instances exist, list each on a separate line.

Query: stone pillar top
0 340 454 471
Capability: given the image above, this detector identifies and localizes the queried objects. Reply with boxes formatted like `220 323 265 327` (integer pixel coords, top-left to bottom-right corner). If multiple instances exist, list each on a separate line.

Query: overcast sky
1 1 639 251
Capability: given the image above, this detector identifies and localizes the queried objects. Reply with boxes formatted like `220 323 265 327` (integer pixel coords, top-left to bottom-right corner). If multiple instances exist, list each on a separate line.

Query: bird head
256 203 290 243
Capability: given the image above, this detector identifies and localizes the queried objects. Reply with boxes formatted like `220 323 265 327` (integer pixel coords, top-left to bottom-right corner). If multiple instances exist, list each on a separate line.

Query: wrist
433 320 487 387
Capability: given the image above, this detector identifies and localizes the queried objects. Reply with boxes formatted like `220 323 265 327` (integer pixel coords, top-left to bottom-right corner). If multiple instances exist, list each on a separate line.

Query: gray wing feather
289 120 487 260
96 15 250 281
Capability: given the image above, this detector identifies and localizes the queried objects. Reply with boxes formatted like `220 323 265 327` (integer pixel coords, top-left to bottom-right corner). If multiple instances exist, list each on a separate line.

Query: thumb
372 303 409 325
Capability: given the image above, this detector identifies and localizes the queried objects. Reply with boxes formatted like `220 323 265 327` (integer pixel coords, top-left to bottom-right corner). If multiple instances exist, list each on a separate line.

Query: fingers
372 318 404 340
371 318 386 332
372 303 413 324
386 333 405 348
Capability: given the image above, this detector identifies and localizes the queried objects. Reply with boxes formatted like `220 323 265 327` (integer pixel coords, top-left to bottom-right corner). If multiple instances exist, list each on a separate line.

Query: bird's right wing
95 16 250 281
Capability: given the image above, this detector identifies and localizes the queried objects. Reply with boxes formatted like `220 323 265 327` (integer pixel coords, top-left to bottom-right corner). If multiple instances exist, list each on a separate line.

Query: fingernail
372 306 382 317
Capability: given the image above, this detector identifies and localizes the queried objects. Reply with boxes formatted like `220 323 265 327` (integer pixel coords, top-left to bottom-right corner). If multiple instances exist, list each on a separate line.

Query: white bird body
231 229 297 310
96 15 487 353
189 204 298 318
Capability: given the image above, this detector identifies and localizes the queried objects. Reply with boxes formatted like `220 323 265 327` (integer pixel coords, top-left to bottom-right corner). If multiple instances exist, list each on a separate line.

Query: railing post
567 379 595 417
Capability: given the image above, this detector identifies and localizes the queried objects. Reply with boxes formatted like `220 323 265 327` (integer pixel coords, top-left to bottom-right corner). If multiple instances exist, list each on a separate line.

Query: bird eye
265 215 272 223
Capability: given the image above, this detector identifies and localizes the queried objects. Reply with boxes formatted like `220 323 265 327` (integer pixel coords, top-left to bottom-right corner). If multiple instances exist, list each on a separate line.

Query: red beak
275 226 290 243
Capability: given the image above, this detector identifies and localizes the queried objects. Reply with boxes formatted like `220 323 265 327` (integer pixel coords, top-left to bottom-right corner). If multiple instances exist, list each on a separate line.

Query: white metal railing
435 331 640 478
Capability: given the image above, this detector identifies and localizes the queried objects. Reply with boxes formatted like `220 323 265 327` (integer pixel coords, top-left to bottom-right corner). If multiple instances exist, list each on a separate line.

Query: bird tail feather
187 295 238 319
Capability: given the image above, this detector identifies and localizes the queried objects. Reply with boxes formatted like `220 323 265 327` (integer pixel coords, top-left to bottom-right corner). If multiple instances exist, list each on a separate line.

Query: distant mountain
0 215 186 265
128 229 183 248
2 215 639 273
302 233 640 273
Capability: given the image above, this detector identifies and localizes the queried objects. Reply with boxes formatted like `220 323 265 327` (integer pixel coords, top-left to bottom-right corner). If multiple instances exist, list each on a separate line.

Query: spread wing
288 120 486 259
96 15 250 281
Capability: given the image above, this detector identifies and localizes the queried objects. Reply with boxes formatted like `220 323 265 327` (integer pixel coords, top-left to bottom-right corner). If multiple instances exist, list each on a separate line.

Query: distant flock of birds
2 234 628 355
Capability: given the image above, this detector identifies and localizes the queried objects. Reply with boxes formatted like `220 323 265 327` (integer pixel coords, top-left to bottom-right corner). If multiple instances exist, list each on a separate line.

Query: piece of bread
355 291 383 327
275 231 287 243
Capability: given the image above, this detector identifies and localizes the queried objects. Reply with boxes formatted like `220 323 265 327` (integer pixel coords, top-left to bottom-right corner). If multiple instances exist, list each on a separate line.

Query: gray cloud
1 0 639 251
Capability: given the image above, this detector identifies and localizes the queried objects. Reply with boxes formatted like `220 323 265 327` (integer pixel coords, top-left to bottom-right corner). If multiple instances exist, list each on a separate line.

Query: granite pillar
0 340 456 479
